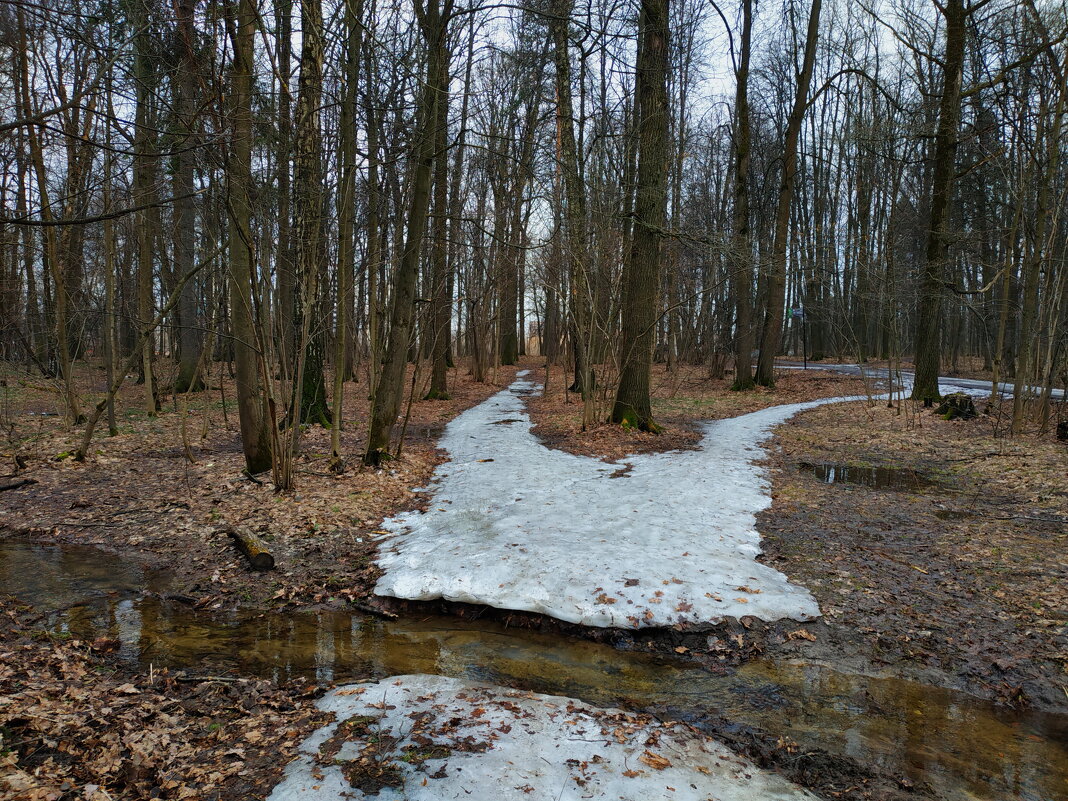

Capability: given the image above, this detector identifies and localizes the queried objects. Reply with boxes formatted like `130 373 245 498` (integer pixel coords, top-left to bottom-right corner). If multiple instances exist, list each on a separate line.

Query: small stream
2 538 1066 801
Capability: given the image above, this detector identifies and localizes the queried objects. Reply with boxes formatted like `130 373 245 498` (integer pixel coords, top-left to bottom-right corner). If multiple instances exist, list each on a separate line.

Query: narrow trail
374 370 870 627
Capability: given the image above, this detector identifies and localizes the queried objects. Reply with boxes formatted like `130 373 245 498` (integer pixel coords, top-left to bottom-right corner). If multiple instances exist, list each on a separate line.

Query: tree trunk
226 0 273 474
426 61 451 399
611 0 670 431
364 0 452 465
755 0 821 387
132 0 158 415
332 0 364 466
550 0 594 407
173 0 204 393
911 0 965 403
275 0 295 374
729 0 754 391
291 0 331 429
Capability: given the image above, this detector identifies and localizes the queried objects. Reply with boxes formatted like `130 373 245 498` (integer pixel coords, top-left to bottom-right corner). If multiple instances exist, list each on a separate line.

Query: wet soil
0 360 520 608
4 360 1066 799
4 539 1068 801
756 400 1068 712
798 462 936 490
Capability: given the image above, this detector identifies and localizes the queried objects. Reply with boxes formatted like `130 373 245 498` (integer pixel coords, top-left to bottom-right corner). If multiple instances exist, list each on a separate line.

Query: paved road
775 361 1066 400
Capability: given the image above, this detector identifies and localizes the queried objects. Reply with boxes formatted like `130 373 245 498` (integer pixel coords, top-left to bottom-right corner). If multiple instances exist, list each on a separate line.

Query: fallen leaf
639 750 672 771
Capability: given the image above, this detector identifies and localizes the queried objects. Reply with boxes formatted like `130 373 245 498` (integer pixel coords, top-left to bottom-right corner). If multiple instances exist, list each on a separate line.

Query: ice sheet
374 371 870 627
267 675 816 801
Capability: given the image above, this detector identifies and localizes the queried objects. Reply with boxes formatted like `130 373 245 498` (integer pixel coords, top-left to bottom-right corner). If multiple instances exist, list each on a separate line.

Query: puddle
3 538 1067 801
800 462 935 490
0 540 170 610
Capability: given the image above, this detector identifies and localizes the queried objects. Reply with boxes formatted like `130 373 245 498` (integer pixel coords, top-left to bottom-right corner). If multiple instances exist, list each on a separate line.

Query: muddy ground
756 398 1068 711
0 595 336 800
524 362 875 459
0 359 520 607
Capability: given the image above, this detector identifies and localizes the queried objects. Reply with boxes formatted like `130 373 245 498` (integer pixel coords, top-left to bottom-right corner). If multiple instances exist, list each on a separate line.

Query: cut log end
226 526 275 571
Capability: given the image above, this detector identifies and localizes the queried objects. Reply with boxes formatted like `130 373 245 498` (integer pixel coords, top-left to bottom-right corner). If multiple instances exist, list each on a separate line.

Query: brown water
800 462 935 490
2 539 1066 801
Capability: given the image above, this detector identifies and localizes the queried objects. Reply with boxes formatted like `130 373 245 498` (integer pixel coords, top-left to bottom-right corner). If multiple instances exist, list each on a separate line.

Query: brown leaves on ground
0 359 519 606
526 364 873 461
0 597 332 800
638 749 672 770
759 398 1068 710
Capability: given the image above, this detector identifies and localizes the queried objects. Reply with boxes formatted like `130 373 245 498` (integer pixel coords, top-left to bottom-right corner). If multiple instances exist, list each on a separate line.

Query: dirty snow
374 371 869 627
267 674 816 801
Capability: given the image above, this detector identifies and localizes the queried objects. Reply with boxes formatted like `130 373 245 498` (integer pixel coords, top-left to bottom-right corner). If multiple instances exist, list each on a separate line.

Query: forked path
374 371 867 628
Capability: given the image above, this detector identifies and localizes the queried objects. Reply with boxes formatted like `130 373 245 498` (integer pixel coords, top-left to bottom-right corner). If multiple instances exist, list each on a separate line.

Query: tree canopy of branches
1 0 1066 479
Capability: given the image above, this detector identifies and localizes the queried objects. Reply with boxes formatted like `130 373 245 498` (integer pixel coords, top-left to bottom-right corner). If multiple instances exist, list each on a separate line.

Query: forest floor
755 399 1068 710
0 359 520 607
0 594 335 800
2 356 1066 800
0 359 874 607
524 362 876 459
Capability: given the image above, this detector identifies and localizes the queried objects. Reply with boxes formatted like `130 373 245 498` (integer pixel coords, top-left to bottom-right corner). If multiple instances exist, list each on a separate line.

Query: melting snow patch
267 674 816 801
374 373 866 627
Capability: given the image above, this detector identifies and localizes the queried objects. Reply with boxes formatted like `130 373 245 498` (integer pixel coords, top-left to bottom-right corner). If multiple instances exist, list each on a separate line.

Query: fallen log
226 526 275 571
0 478 37 492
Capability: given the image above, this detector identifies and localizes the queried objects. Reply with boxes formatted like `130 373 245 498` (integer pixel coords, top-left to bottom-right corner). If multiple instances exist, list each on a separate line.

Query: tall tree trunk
226 0 273 474
611 0 670 431
291 0 331 428
132 0 158 414
275 0 295 373
17 8 83 423
443 13 476 371
730 0 754 390
550 0 593 407
426 61 451 399
910 0 965 403
174 0 204 392
363 0 452 465
332 0 364 466
755 0 821 387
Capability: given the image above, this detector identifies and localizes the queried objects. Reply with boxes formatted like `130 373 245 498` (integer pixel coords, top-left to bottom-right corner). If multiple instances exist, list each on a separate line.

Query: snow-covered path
374 372 867 628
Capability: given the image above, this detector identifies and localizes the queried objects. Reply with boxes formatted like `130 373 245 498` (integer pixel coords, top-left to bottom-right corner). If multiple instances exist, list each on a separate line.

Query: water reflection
3 538 1066 801
799 462 934 490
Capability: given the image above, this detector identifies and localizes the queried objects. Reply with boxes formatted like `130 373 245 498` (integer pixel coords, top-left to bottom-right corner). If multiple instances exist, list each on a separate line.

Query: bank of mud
756 398 1068 712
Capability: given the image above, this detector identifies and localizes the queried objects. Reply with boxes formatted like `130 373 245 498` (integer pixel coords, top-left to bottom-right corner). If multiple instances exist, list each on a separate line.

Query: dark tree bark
755 0 821 387
911 0 966 404
173 0 205 393
364 0 453 465
426 63 451 400
611 0 670 431
291 0 331 427
729 0 755 391
226 0 273 474
550 0 592 402
274 0 295 373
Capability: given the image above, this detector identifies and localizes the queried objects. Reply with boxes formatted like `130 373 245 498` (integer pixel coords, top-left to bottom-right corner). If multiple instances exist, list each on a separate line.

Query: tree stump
936 392 977 420
226 526 275 571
